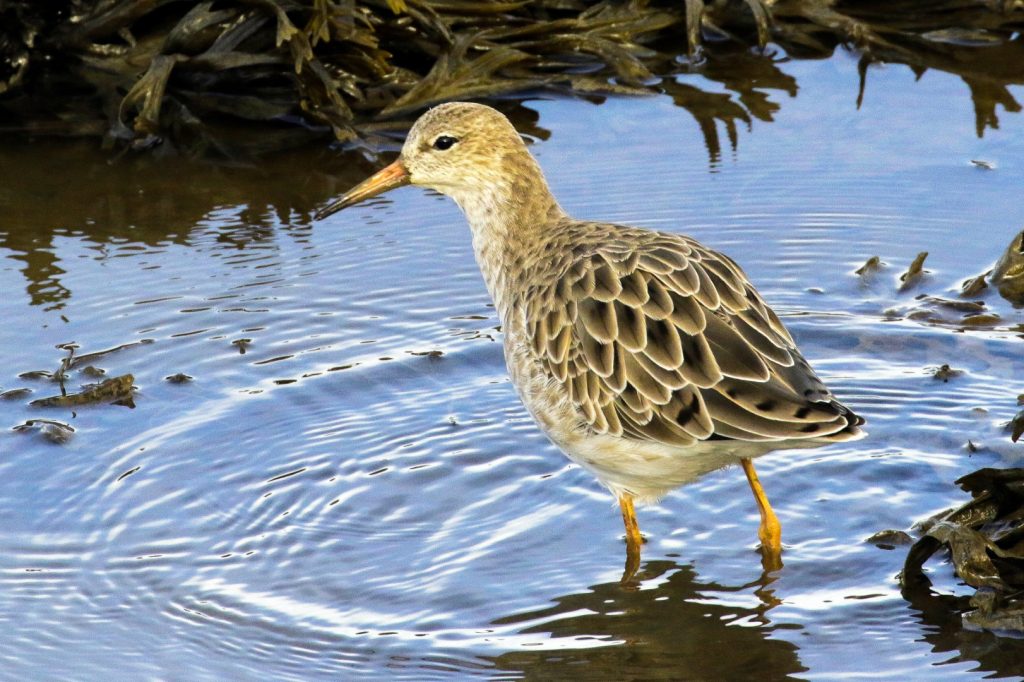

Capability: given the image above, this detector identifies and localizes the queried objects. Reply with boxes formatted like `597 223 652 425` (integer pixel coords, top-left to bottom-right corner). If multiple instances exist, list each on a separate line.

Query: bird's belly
558 434 761 504
503 333 764 504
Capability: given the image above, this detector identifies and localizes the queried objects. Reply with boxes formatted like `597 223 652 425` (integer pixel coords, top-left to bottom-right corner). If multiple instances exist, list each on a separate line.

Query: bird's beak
315 159 410 220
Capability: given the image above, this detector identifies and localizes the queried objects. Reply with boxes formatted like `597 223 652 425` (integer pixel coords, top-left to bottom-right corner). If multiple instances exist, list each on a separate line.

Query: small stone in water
80 366 106 377
166 373 193 384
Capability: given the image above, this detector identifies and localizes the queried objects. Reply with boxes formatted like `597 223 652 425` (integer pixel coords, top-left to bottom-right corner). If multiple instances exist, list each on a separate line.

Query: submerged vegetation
903 468 1024 634
1 0 1023 157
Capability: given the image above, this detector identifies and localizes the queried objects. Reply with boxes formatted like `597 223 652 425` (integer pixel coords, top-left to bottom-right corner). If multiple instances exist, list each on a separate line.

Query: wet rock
932 364 963 382
867 529 913 549
80 365 106 377
990 230 1024 306
0 388 32 400
165 373 193 383
12 419 75 444
30 374 135 408
898 252 929 291
856 256 883 276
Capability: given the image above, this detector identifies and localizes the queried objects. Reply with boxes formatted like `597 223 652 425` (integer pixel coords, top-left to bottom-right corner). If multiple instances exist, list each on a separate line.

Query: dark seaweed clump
903 468 1024 635
1 0 1023 156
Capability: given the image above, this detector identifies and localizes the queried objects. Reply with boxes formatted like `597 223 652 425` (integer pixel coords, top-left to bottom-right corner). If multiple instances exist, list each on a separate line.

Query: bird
315 102 864 580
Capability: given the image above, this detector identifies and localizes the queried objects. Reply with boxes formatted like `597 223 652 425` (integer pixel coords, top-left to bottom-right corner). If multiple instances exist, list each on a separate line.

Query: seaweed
0 0 1022 157
902 468 1024 635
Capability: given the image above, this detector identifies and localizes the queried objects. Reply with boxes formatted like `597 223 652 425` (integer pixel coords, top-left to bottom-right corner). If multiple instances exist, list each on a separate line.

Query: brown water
2 49 1024 679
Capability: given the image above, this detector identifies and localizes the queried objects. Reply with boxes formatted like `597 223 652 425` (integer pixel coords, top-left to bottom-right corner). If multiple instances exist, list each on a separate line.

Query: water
2 48 1024 680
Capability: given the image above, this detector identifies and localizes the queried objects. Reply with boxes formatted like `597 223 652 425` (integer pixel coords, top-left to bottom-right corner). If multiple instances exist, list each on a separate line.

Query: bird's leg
619 493 643 583
741 458 782 570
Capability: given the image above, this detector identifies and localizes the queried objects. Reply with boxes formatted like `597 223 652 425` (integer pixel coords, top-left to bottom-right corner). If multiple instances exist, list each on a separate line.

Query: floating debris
970 159 995 170
931 364 963 382
30 374 135 408
18 370 53 380
916 295 986 313
68 340 154 368
902 468 1024 634
1009 409 1024 443
165 373 194 384
960 313 1001 327
990 230 1024 306
966 440 979 453
866 529 913 549
961 274 989 297
0 388 32 400
12 419 75 444
232 338 252 354
856 256 883 276
898 252 929 291
409 350 444 359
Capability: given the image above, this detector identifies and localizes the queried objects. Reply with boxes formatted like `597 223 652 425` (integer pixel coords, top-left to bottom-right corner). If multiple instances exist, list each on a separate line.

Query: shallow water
2 49 1024 680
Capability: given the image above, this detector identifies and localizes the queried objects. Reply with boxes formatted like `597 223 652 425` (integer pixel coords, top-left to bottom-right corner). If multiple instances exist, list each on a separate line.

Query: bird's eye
433 135 458 151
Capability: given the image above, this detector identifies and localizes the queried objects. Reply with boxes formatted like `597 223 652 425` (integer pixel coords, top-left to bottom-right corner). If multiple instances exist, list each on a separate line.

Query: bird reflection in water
488 560 801 680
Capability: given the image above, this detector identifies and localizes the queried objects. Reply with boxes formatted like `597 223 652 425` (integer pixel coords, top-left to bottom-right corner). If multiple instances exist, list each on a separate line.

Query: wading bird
316 102 864 580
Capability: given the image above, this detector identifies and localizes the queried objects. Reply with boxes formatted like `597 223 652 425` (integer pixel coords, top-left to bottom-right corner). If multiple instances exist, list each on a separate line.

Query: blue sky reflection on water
1 48 1024 680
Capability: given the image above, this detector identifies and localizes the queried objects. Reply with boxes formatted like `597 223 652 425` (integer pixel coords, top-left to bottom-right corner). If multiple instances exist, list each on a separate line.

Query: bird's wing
521 226 862 446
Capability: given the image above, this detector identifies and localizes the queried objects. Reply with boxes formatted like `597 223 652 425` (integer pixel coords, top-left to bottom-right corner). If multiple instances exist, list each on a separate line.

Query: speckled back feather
514 219 864 447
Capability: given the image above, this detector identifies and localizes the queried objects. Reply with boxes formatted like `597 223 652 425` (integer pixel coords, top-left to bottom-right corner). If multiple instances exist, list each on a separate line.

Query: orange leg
741 458 783 570
619 494 643 583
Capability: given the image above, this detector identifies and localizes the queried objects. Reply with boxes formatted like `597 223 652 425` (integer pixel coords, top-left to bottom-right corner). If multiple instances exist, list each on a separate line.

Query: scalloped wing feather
521 222 862 446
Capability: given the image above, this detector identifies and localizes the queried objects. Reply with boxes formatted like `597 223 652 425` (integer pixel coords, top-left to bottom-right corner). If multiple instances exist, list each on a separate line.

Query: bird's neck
453 155 566 318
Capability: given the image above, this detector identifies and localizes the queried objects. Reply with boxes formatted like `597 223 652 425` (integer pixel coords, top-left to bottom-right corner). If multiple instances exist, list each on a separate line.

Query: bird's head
315 102 531 220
